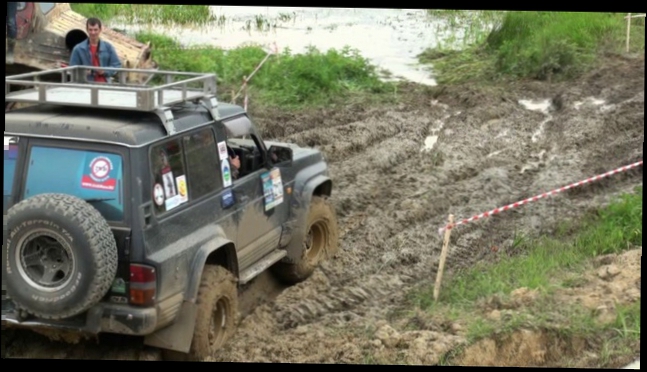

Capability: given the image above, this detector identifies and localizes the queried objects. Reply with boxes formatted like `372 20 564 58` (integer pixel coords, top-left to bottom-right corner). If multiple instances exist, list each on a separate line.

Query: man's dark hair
86 17 102 29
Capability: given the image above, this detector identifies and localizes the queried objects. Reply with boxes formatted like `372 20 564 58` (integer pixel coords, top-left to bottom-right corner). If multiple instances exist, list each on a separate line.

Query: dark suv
2 66 339 360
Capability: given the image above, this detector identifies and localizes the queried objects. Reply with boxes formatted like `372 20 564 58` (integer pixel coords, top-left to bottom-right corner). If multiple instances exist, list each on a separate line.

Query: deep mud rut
3 54 643 363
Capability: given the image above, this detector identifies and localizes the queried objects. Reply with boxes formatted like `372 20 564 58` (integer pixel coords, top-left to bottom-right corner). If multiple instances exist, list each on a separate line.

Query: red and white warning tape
438 160 643 235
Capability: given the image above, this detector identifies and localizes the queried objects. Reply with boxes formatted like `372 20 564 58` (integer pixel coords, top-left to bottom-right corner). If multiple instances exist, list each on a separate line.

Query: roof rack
5 66 221 135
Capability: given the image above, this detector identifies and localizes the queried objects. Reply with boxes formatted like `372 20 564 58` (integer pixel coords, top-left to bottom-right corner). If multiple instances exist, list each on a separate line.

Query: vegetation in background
425 9 505 48
134 33 392 109
71 5 394 109
421 11 645 84
70 3 215 26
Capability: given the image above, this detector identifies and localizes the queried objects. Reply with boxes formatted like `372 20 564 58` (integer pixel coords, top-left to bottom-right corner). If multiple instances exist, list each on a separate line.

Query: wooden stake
626 13 631 53
434 214 454 302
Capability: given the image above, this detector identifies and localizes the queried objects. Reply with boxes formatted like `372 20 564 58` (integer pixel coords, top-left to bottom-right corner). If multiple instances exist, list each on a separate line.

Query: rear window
23 146 125 222
4 138 19 213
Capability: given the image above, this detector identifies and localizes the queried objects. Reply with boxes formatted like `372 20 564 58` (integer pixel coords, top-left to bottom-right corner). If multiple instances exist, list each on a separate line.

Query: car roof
4 101 247 147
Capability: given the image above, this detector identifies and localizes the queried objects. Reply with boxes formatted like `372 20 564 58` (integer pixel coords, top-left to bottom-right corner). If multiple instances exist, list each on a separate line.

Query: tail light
129 264 156 306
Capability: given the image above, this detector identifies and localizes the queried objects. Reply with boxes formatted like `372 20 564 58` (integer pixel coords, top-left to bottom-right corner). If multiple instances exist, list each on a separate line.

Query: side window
183 128 223 199
4 137 19 214
23 146 125 221
150 139 187 215
223 116 266 180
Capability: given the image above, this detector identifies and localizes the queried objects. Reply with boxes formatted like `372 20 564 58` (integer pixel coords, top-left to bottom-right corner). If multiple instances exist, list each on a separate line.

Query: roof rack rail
5 66 221 135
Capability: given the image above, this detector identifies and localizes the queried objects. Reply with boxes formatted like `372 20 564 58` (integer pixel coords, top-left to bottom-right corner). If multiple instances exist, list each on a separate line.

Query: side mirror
268 145 293 166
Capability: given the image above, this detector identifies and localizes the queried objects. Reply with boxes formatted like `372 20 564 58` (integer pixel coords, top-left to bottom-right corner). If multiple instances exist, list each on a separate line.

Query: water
574 96 606 110
112 7 474 86
519 99 553 143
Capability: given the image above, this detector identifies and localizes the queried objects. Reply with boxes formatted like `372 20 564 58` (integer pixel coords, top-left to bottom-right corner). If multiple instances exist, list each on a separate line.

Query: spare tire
5 193 118 320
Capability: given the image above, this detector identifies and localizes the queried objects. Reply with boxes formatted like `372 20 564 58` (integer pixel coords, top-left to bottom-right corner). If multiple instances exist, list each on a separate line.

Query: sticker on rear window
4 137 18 159
4 136 17 150
82 155 117 191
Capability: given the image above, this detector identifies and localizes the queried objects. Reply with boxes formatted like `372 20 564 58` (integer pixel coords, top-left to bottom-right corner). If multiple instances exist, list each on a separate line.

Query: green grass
421 11 646 84
419 47 497 85
70 3 215 26
412 186 642 310
403 186 641 367
133 32 393 109
426 10 506 48
402 186 641 366
446 298 641 366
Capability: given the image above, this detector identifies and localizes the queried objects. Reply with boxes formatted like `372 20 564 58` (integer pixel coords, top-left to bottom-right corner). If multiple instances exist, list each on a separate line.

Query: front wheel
271 196 339 284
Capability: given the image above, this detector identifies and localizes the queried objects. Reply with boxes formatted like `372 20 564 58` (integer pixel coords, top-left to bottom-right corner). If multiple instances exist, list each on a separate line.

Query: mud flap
143 301 197 353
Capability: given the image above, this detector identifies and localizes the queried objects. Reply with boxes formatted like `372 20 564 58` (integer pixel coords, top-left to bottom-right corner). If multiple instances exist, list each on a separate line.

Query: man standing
69 17 121 83
7 2 17 64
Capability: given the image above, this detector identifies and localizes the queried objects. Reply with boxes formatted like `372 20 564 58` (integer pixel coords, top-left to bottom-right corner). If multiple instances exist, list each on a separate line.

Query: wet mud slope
3 55 643 362
216 54 644 364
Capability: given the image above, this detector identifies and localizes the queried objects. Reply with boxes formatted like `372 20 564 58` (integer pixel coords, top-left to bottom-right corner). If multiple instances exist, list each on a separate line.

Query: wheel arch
143 239 239 354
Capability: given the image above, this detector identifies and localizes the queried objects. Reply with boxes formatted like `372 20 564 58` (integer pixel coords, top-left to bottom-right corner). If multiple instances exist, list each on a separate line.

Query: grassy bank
132 32 392 109
405 186 642 366
72 5 394 110
421 11 645 84
70 3 215 26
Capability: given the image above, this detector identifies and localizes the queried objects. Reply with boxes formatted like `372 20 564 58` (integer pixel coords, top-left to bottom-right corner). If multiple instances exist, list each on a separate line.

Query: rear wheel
162 265 239 361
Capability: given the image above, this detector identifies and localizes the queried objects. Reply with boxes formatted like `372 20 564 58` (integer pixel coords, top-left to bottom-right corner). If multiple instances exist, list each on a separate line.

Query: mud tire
162 265 239 361
271 196 339 284
5 193 118 320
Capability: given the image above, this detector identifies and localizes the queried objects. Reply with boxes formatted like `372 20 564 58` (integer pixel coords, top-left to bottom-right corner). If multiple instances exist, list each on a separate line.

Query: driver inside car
227 145 240 180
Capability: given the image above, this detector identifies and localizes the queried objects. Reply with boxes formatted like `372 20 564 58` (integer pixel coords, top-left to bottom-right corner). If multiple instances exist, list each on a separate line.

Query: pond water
113 7 478 86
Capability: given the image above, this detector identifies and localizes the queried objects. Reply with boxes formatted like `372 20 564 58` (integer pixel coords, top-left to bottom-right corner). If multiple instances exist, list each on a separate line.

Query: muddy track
213 54 643 363
3 55 643 362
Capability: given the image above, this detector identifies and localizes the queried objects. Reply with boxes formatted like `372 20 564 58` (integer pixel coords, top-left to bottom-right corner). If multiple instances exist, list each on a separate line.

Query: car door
142 127 241 296
214 119 280 272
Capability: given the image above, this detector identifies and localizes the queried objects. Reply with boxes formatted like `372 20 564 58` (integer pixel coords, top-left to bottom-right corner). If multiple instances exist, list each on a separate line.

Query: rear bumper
1 297 158 336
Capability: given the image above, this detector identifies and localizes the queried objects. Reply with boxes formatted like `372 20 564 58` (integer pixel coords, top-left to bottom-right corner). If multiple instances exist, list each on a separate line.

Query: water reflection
112 7 472 86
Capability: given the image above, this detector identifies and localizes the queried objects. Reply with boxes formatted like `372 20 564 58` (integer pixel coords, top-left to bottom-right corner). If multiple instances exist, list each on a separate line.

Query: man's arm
104 42 122 77
69 46 81 66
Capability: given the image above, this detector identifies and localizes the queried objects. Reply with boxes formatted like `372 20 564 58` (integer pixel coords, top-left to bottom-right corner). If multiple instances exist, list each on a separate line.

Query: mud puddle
111 7 479 86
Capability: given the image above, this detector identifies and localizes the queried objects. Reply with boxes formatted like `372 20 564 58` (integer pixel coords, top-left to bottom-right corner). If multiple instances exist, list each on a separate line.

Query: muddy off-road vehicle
2 66 339 360
6 2 157 109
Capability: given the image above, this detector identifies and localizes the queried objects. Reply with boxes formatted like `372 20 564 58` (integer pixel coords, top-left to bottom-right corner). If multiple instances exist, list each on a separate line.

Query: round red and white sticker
89 156 113 182
154 183 165 206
